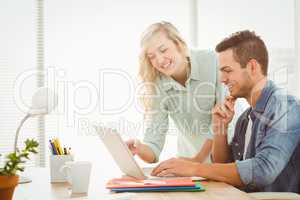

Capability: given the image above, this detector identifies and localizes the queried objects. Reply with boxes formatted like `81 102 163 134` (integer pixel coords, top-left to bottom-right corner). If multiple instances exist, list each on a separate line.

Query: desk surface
14 167 255 200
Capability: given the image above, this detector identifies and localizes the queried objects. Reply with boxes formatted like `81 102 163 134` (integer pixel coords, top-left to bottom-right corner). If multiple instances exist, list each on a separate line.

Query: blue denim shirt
230 80 300 193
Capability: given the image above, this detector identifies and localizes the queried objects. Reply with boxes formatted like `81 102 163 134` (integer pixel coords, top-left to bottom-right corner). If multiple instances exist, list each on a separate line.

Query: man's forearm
212 133 232 163
194 162 244 187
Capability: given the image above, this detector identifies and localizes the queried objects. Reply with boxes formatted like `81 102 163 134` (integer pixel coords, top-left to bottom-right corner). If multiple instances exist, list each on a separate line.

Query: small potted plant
0 139 38 200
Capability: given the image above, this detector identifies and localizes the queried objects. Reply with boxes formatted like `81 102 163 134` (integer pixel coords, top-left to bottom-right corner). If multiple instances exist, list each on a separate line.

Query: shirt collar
159 75 186 91
159 49 216 91
159 50 195 92
252 80 277 113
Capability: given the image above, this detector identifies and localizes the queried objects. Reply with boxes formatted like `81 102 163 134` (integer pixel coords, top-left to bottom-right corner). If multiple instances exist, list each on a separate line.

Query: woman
126 21 226 163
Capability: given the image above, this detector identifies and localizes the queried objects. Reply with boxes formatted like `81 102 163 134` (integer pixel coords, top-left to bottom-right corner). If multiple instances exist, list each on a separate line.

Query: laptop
95 125 205 180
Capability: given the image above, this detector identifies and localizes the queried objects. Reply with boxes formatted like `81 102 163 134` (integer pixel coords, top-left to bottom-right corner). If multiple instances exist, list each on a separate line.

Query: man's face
218 49 253 98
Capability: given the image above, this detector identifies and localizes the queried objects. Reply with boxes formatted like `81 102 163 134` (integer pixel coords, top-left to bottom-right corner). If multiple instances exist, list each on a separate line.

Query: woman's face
145 32 185 77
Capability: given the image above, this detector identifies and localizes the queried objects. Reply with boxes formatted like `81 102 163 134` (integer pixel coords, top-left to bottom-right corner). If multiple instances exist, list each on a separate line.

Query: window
0 0 39 166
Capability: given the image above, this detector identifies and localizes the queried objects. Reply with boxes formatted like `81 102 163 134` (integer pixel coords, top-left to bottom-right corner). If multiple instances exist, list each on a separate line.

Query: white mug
60 161 92 194
49 155 74 183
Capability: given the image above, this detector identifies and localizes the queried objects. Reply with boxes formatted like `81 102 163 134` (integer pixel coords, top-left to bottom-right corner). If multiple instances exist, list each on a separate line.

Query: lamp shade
28 87 58 116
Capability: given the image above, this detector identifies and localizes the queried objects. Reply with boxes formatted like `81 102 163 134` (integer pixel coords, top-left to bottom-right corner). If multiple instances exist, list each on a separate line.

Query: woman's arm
181 139 212 163
126 139 156 163
127 85 169 163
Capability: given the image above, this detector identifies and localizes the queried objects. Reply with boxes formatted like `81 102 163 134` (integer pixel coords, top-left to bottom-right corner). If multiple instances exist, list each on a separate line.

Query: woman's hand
126 139 157 163
125 139 141 155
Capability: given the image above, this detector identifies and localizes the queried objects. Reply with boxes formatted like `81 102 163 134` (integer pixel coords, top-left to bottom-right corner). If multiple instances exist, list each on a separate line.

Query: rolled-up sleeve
235 97 300 188
236 159 253 185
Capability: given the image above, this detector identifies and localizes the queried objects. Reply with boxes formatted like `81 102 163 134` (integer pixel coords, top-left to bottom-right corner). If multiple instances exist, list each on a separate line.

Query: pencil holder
50 154 74 183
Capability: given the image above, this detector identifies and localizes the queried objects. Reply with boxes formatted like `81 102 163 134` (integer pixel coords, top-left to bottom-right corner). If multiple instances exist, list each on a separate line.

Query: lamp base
18 176 32 184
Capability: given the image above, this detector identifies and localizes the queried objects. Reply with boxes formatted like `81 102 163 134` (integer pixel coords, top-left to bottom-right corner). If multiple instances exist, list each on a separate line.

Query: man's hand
212 96 236 135
151 158 199 177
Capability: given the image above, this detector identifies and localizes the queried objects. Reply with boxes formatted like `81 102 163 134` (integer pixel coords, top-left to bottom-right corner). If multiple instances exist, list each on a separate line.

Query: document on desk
106 177 205 192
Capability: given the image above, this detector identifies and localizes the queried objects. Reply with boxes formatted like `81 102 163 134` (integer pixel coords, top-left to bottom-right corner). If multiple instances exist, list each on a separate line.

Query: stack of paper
106 177 205 192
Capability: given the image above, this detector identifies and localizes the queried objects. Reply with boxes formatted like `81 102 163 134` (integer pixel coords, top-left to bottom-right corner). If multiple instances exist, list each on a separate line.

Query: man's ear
246 59 260 76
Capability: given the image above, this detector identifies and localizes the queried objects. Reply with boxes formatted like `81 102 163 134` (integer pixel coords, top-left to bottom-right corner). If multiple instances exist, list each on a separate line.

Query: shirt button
238 152 241 156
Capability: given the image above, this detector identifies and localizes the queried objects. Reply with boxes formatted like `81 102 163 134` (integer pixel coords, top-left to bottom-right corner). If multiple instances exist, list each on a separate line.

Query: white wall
44 0 193 166
197 0 296 97
197 0 294 49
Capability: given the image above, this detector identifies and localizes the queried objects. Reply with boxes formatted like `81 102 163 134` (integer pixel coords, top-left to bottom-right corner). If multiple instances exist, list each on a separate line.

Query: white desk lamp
14 87 58 183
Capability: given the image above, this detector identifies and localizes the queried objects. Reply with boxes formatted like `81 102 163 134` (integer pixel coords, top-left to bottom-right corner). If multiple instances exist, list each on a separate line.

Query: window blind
0 0 48 168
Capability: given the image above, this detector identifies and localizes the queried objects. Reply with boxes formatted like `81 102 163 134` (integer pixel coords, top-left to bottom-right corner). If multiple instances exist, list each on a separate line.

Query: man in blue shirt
151 30 300 193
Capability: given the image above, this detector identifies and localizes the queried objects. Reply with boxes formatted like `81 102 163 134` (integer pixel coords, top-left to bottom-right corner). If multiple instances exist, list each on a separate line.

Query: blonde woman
126 21 227 164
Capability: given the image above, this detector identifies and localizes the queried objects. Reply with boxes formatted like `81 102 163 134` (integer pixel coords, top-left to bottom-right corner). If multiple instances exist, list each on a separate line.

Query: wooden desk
14 167 255 200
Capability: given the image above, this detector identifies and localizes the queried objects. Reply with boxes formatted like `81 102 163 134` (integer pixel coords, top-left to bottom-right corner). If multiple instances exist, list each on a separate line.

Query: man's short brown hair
215 30 268 75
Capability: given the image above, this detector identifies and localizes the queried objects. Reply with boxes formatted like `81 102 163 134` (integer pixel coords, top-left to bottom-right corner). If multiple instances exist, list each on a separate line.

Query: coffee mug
60 161 92 194
49 155 74 182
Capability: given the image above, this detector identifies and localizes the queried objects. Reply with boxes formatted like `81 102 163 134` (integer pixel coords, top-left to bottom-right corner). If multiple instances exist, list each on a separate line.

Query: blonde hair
138 21 189 112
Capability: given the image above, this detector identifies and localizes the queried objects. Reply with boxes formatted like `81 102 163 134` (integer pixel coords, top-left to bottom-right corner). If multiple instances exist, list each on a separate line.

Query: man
151 30 300 193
